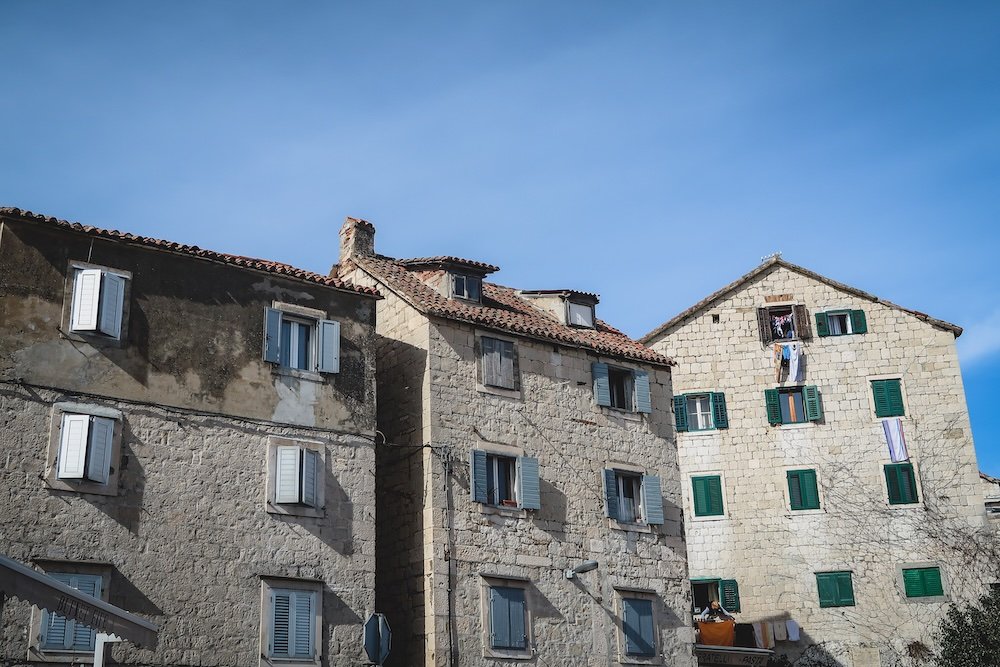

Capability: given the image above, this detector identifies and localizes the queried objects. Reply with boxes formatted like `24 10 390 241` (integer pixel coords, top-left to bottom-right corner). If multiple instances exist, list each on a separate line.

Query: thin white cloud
958 309 1000 365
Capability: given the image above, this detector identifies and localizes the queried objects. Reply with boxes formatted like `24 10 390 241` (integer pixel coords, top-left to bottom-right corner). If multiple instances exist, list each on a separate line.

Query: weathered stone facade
0 209 379 666
338 218 697 667
643 259 995 666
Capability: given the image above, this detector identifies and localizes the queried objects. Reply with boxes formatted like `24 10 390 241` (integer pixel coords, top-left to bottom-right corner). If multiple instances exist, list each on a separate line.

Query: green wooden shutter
872 380 890 417
787 471 804 510
816 573 838 607
903 568 925 597
674 395 689 432
711 392 729 429
692 475 724 516
815 312 830 337
836 572 856 606
804 385 823 422
886 379 905 417
720 579 740 612
850 310 867 334
802 470 820 509
764 389 782 425
922 568 944 596
885 463 918 504
592 363 611 407
633 371 652 414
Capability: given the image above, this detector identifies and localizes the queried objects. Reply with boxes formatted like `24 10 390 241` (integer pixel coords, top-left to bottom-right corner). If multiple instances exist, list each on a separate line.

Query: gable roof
1 207 380 298
351 253 672 367
640 257 962 344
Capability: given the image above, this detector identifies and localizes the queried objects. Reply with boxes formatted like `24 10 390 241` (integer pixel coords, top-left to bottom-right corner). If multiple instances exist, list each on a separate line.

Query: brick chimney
339 216 375 272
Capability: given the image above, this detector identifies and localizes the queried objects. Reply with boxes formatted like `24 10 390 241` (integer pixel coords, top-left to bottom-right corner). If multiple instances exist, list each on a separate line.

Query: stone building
641 257 995 666
335 217 696 667
0 208 379 666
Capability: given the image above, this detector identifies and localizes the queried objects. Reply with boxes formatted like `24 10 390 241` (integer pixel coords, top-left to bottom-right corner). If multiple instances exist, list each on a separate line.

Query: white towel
786 619 800 641
752 622 764 648
883 418 908 462
788 343 802 382
773 620 787 641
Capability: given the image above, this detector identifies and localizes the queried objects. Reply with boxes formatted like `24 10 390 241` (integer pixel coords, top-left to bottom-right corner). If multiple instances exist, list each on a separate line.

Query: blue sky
2 2 998 474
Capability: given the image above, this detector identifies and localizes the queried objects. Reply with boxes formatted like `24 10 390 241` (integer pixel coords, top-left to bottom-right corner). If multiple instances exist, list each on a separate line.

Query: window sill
682 429 719 438
618 654 662 665
600 407 643 422
785 508 825 517
28 647 96 664
903 594 949 604
260 657 322 667
482 648 533 660
266 501 325 519
271 366 325 383
773 422 816 430
887 502 925 511
691 513 728 523
62 329 126 349
609 519 653 533
476 383 522 400
44 478 118 498
481 504 528 520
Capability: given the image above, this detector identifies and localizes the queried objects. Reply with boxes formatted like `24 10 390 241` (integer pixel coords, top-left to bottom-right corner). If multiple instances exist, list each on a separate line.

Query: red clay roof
397 256 501 273
353 253 672 367
1 207 380 298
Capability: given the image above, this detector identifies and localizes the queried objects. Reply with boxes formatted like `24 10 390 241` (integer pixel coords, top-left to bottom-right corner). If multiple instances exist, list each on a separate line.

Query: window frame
757 303 811 343
897 564 948 602
259 577 323 667
265 437 326 519
44 402 124 497
690 474 726 519
28 561 112 663
476 333 520 395
451 273 483 302
62 261 132 346
263 302 341 378
485 453 518 508
815 571 855 608
608 366 635 411
686 394 714 431
566 301 595 328
615 589 659 664
480 577 532 659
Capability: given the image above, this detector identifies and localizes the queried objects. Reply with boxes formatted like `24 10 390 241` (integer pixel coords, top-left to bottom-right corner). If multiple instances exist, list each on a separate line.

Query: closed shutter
757 308 773 344
764 389 782 425
98 273 126 338
498 340 517 390
71 269 102 332
885 463 918 504
710 392 729 429
263 308 282 364
71 576 100 650
291 591 314 657
902 568 942 598
481 337 501 387
850 309 867 334
271 591 291 656
507 587 527 649
317 319 341 373
489 586 526 649
836 572 856 606
803 385 823 422
692 476 723 517
57 414 91 479
787 470 804 510
816 572 838 607
592 363 611 407
674 395 689 432
41 573 73 649
921 568 944 597
622 597 655 656
301 449 319 508
794 305 812 339
42 574 101 650
641 474 664 525
815 312 830 337
470 450 488 503
516 456 541 510
873 379 904 417
604 469 620 521
633 371 652 414
720 579 741 612
275 446 302 504
799 470 820 509
85 416 116 484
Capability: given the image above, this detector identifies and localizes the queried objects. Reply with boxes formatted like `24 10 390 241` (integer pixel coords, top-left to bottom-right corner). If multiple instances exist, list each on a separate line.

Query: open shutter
711 392 729 429
836 572 856 606
509 340 521 391
633 371 651 414
98 273 126 338
292 591 314 657
622 598 655 656
764 389 782 425
794 304 812 339
57 414 91 479
592 363 611 407
720 580 741 612
317 319 341 373
674 395 689 432
850 309 867 334
803 385 823 421
71 269 102 331
470 450 488 503
275 446 302 504
757 308 773 344
271 591 291 656
85 416 115 484
604 469 620 520
516 456 540 510
641 475 664 525
263 308 282 364
815 312 830 337
787 471 804 510
817 573 838 607
301 449 319 508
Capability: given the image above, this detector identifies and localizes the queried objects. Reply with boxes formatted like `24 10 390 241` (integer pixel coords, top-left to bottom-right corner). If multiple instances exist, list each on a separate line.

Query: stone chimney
339 216 375 272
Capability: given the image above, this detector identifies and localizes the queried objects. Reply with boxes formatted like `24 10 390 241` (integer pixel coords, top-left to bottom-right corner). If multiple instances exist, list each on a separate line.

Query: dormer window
452 273 482 302
567 301 595 328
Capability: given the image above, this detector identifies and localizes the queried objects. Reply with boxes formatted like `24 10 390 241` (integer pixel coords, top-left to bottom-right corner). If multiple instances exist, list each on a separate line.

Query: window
902 567 944 598
39 573 102 652
266 438 325 518
261 579 321 665
885 463 919 505
764 386 822 425
45 404 123 496
787 469 821 510
816 309 867 337
872 379 905 418
593 363 652 413
263 307 340 374
604 469 664 525
470 450 540 510
674 392 728 432
567 301 595 328
69 266 128 339
816 571 855 607
30 562 112 660
620 596 655 657
757 304 811 343
691 475 724 517
691 579 740 614
452 273 482 302
487 584 528 652
479 337 518 390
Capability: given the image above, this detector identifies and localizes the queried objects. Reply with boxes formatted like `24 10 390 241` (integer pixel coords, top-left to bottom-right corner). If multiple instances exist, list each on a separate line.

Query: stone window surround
473 441 529 519
878 458 925 511
614 587 661 666
675 388 719 436
44 402 124 498
781 465 826 516
605 461 657 533
686 469 729 523
258 576 324 667
479 574 533 660
268 301 330 383
61 261 133 349
595 358 644 420
896 562 949 603
28 559 114 664
474 330 522 400
866 373 910 422
265 436 327 519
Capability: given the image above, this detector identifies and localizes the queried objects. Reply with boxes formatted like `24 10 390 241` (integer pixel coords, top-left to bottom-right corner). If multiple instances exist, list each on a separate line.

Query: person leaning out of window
698 600 735 622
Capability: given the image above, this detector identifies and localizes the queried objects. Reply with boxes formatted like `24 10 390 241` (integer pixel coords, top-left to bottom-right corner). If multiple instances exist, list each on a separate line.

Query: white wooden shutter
98 273 126 338
317 319 340 373
57 414 91 479
301 449 319 508
275 446 302 504
70 269 102 332
85 417 116 484
291 591 315 657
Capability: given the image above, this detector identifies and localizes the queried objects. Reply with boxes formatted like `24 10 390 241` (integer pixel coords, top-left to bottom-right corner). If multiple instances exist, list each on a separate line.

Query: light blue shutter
263 307 282 364
641 475 664 525
603 469 620 520
292 591 314 657
271 591 291 657
41 573 73 649
489 587 510 649
623 598 655 656
57 414 90 479
508 587 527 649
275 446 302 503
317 319 341 373
470 450 488 503
633 371 652 413
98 273 126 338
301 449 319 508
71 576 100 650
85 416 115 484
592 363 611 407
516 456 540 510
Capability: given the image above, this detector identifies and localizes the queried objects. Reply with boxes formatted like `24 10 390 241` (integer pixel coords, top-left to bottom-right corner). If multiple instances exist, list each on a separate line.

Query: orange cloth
698 620 736 646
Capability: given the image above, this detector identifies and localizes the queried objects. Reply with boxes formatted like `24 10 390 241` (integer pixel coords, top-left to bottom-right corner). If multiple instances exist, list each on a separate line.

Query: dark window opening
779 387 807 424
486 454 517 507
609 367 634 410
453 274 482 302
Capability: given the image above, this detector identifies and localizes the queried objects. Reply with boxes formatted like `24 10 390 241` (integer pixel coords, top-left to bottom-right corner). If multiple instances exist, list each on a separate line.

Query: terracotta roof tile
397 256 500 273
354 254 672 367
1 207 380 298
